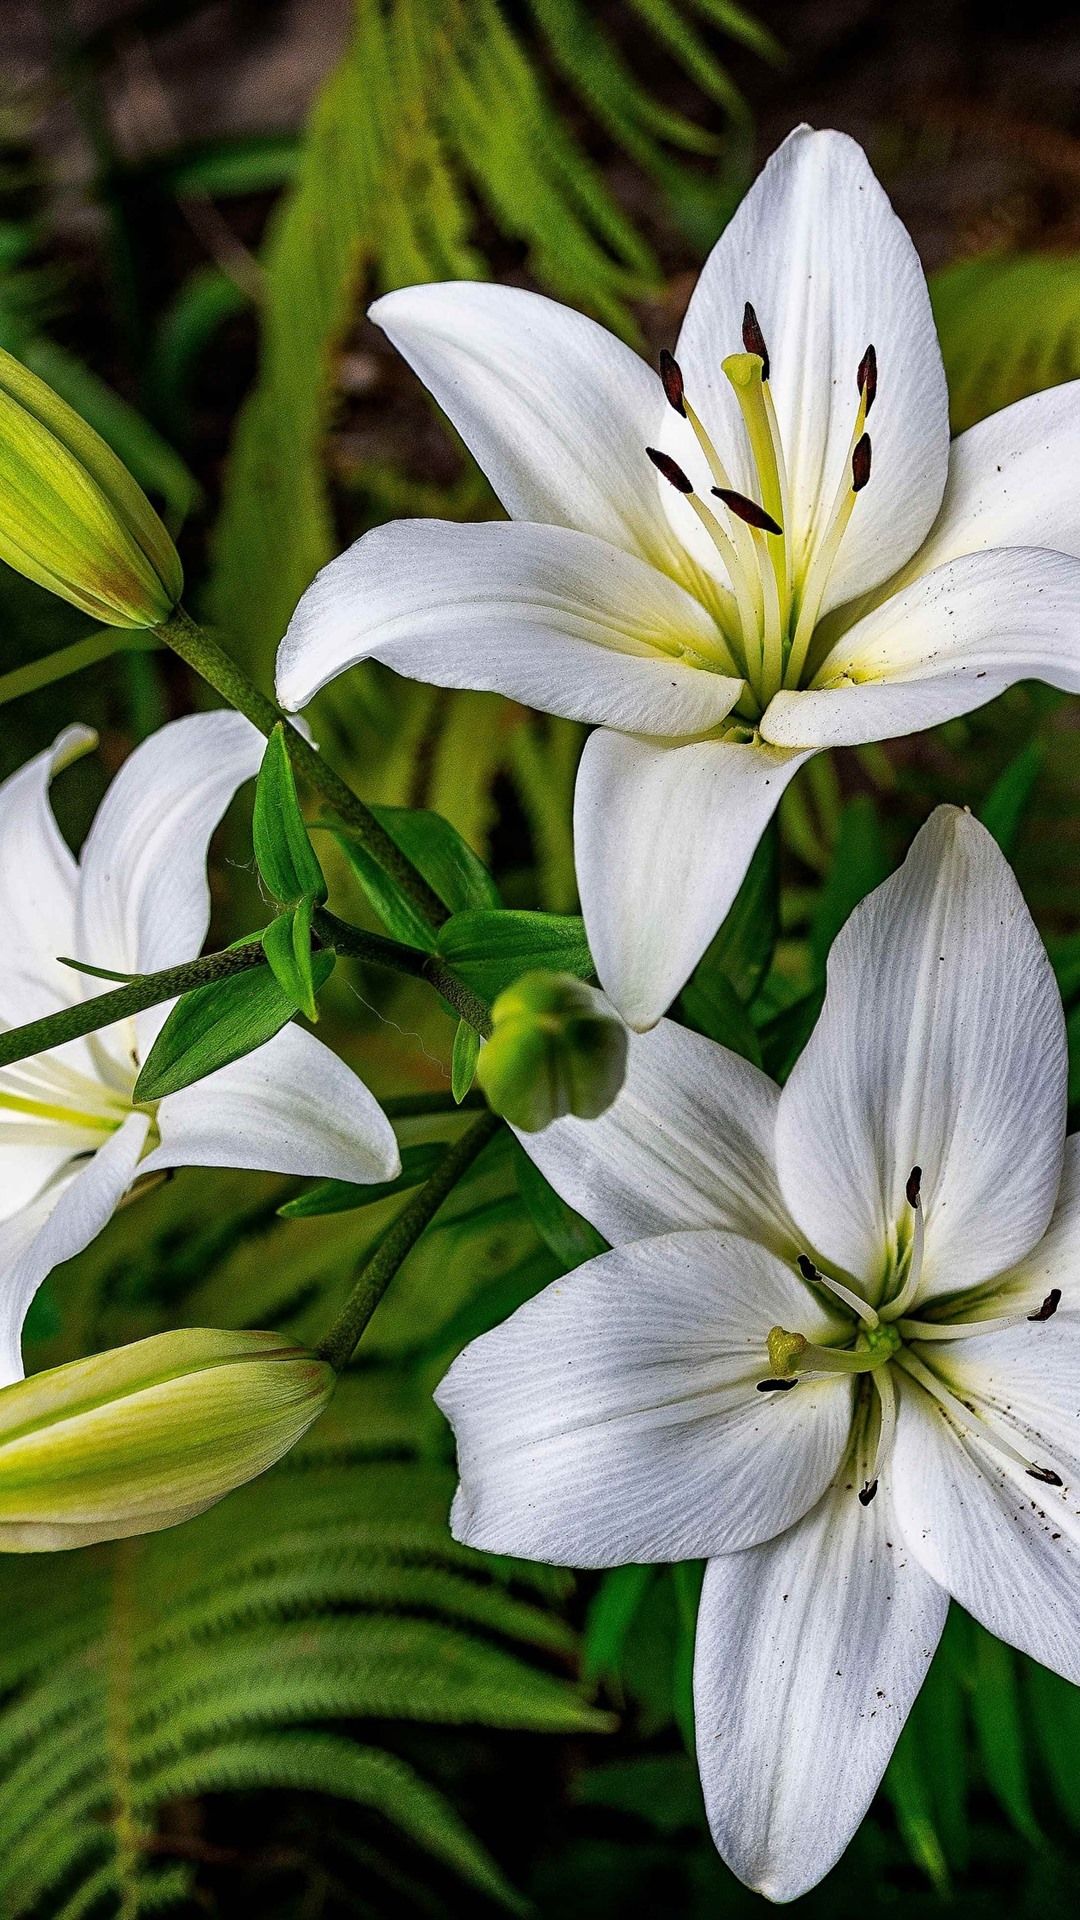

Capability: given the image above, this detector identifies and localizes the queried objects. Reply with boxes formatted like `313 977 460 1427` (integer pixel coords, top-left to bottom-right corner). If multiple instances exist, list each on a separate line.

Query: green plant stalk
0 915 490 1074
318 1110 502 1371
0 628 159 708
315 909 492 1038
0 942 267 1072
155 607 447 929
381 1090 487 1118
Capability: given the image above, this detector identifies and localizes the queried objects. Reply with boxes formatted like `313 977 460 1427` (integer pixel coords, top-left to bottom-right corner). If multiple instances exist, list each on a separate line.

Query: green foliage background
3 1 1080 1913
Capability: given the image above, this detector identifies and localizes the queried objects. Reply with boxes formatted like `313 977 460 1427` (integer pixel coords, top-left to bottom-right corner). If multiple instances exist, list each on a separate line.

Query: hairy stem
315 908 492 1038
0 943 266 1072
156 607 447 929
318 1111 502 1371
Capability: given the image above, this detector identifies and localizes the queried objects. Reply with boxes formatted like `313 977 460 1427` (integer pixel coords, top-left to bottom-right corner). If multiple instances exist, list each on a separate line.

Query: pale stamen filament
722 351 790 617
860 1363 897 1504
897 1287 1062 1342
880 1166 925 1322
796 1251 880 1328
646 447 762 691
659 350 764 630
895 1347 1063 1486
0 1089 122 1133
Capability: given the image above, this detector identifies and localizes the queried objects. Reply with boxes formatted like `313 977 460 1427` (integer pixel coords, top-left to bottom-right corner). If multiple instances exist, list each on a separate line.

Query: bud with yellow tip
0 347 183 626
476 971 628 1133
0 1328 334 1551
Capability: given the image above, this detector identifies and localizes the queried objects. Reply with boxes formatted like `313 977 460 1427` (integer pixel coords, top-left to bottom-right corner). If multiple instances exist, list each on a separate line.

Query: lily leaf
335 804 500 953
261 894 320 1021
451 1020 481 1103
437 911 593 1001
134 951 335 1102
253 722 326 906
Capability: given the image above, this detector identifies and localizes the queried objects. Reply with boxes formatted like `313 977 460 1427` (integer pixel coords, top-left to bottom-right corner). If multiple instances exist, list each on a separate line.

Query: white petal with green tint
276 519 743 733
437 1229 851 1566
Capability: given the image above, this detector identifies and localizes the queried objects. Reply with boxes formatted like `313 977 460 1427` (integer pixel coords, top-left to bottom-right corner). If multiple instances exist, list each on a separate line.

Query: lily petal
276 519 743 733
896 379 1080 578
980 1134 1080 1323
369 280 685 571
675 125 949 614
142 1023 400 1185
893 1365 1080 1684
695 1471 946 1901
575 727 812 1030
775 808 1066 1303
74 710 264 981
763 547 1080 749
520 1010 796 1254
436 1228 852 1566
0 1113 149 1388
0 724 94 1029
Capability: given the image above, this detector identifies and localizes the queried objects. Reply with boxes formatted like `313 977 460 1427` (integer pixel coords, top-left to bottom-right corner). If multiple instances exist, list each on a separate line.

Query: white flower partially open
0 712 399 1388
276 125 1080 1029
435 808 1080 1901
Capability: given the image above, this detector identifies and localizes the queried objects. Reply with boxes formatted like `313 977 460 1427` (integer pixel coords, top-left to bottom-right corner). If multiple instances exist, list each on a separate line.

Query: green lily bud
0 1328 334 1551
0 347 182 626
477 971 628 1133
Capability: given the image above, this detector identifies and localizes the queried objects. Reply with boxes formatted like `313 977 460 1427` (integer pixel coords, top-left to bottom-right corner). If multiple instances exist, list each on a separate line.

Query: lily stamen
897 1288 1063 1342
796 1251 879 1327
880 1167 926 1321
646 447 760 685
897 1347 1063 1485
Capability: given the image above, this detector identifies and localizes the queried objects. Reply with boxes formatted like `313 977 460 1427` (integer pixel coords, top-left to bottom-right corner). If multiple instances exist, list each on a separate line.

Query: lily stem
155 607 447 930
0 942 267 1071
318 1110 502 1372
314 908 492 1039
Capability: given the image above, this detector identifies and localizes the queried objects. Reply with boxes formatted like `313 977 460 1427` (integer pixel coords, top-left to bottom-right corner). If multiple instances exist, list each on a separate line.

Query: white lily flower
435 806 1080 1901
276 124 1080 1030
0 712 399 1388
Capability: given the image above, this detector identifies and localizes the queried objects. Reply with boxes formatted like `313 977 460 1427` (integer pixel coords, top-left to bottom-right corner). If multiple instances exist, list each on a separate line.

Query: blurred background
3 2 1080 1915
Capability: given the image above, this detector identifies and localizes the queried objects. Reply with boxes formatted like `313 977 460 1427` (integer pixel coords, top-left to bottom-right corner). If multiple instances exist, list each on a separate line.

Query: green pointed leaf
133 952 335 1102
437 911 593 1001
278 1143 448 1219
334 805 500 953
979 740 1045 855
451 1021 481 1104
253 723 326 906
515 1146 607 1270
261 895 319 1021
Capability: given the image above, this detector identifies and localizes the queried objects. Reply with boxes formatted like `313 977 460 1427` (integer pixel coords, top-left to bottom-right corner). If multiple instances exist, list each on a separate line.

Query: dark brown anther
858 1480 879 1506
742 302 770 381
797 1253 821 1283
857 344 877 413
757 1378 798 1393
646 446 694 493
1027 1465 1064 1487
712 487 783 536
659 349 686 416
905 1166 922 1208
1028 1288 1062 1323
851 433 872 493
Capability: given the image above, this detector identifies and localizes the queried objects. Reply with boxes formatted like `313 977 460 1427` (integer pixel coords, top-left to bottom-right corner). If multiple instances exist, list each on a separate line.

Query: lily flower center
649 305 875 718
756 1166 1065 1506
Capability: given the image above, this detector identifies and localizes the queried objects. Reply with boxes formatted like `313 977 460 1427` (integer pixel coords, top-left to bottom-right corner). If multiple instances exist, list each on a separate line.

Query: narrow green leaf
253 724 326 906
134 953 334 1102
583 1566 655 1684
979 740 1045 854
810 795 889 974
333 830 438 953
370 804 501 914
970 1630 1040 1843
438 910 593 1001
278 1144 448 1219
515 1145 607 1270
451 1021 481 1103
261 896 319 1021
